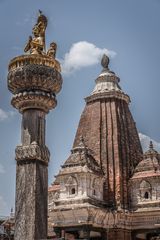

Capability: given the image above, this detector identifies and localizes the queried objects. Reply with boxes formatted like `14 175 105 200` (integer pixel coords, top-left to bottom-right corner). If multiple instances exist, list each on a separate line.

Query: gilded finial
23 11 58 61
37 10 48 28
39 9 42 15
101 54 110 69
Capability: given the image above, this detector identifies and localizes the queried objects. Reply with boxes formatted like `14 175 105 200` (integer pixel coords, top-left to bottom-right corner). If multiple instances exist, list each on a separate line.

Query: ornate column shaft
8 12 62 240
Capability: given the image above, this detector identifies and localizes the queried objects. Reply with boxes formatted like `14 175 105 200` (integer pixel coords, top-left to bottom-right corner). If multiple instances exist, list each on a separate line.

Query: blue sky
0 0 160 215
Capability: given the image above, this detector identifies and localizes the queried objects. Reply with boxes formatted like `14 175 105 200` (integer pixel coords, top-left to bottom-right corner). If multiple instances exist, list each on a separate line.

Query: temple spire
73 55 142 209
91 54 124 96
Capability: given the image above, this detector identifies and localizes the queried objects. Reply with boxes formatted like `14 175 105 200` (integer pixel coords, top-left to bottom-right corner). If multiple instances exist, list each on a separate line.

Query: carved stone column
8 53 62 239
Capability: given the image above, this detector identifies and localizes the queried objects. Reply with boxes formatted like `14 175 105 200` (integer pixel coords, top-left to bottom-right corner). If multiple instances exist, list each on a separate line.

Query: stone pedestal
8 55 62 240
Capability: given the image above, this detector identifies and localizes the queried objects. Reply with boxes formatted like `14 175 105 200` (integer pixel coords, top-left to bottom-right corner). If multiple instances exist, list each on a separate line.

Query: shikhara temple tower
49 55 160 239
8 12 62 240
73 55 143 209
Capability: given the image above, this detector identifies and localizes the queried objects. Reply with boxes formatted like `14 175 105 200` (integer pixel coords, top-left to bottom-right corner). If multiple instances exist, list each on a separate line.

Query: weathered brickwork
73 96 143 209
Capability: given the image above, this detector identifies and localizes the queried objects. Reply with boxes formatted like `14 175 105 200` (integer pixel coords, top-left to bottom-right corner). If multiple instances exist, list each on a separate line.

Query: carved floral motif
8 62 62 94
11 91 57 113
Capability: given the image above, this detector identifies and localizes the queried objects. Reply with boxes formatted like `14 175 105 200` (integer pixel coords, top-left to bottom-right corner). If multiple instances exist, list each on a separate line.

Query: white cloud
139 132 160 152
0 109 15 122
61 41 116 75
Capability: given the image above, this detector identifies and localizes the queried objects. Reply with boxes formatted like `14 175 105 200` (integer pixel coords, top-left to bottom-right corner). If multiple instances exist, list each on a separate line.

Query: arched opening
71 188 75 195
139 180 152 201
66 176 78 197
144 192 149 199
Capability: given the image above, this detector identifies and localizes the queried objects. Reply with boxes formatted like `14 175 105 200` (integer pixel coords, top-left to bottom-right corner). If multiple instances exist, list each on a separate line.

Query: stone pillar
8 54 62 239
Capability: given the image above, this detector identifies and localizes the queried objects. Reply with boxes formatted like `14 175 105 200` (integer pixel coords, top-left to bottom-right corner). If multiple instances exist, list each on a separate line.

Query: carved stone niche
65 176 78 197
139 180 152 201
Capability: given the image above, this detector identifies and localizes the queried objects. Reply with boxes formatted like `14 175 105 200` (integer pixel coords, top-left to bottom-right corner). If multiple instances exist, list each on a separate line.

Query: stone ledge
11 92 57 113
8 54 61 72
85 91 130 104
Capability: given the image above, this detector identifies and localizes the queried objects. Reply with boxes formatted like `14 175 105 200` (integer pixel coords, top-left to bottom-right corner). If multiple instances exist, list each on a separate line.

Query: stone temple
7 11 160 240
48 55 160 239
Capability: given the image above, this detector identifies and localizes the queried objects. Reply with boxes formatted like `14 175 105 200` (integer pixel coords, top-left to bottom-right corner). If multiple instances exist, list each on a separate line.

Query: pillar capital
8 55 62 113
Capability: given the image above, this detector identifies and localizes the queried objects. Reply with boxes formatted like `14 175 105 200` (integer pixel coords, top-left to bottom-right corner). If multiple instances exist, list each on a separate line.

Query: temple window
71 188 76 195
144 191 149 199
65 176 78 197
139 180 152 201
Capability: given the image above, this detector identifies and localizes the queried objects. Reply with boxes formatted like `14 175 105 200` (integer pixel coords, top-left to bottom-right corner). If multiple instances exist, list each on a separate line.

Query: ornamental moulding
15 143 50 164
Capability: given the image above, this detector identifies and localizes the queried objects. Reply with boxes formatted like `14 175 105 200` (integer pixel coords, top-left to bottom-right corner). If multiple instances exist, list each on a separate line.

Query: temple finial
39 9 42 15
101 54 110 69
149 141 153 150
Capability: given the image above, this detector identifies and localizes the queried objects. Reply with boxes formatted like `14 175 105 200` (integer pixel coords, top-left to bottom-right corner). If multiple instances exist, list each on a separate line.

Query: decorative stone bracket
15 143 50 164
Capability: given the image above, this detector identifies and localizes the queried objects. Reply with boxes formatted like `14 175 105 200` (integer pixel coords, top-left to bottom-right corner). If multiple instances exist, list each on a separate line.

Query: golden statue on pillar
24 10 57 58
24 10 47 55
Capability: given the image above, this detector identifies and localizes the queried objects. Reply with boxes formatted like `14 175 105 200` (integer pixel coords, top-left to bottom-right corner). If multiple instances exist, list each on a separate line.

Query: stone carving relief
92 177 103 200
15 143 50 164
8 64 62 94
